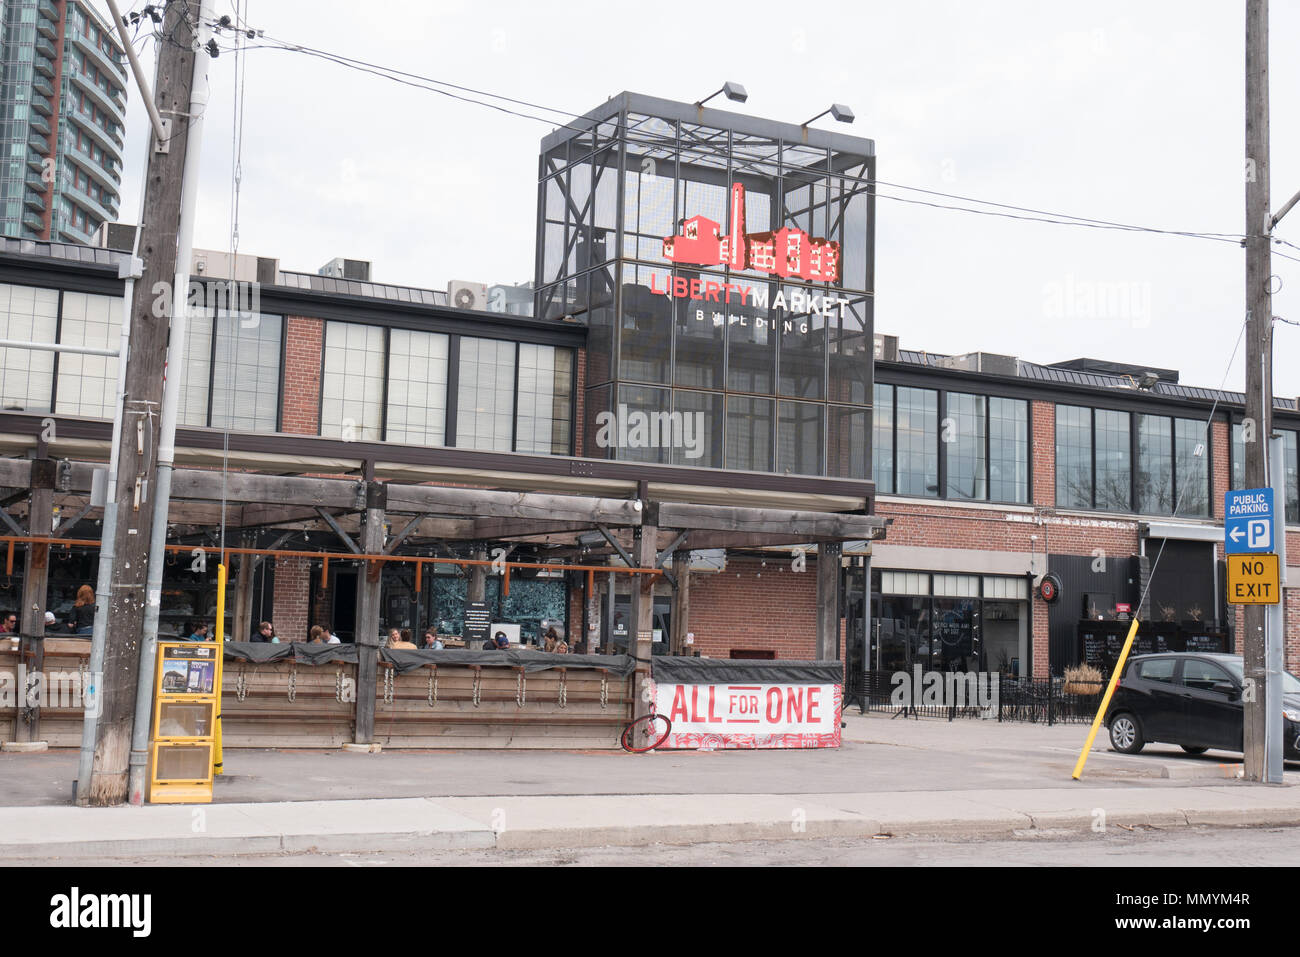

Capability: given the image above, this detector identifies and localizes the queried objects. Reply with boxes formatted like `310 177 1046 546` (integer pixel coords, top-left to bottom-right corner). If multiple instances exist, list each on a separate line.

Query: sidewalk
2 712 1295 858
3 782 1300 858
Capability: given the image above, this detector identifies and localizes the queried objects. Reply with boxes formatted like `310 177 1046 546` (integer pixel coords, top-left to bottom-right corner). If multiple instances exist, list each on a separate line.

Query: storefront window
896 386 938 497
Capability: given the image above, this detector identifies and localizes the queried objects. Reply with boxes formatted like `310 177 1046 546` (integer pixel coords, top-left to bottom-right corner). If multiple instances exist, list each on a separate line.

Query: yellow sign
1227 553 1281 604
148 641 219 804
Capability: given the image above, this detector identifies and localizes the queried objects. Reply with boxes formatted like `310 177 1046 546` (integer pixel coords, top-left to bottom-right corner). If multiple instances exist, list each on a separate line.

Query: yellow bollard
1072 616 1140 780
213 563 226 776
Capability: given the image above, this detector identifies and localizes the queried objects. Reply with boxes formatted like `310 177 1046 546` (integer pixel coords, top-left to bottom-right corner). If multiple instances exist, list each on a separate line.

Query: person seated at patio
308 625 324 644
253 621 277 643
188 623 209 642
389 628 417 650
322 625 340 644
422 630 443 650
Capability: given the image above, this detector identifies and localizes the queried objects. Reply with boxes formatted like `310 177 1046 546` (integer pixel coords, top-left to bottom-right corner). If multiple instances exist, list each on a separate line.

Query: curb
6 802 1300 858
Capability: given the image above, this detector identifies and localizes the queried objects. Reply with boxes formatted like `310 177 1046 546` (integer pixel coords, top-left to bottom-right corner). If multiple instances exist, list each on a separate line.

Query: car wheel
1181 746 1208 755
1109 713 1144 754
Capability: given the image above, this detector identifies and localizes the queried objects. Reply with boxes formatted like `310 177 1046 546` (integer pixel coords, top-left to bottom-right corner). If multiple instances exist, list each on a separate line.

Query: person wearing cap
493 632 510 650
43 610 58 633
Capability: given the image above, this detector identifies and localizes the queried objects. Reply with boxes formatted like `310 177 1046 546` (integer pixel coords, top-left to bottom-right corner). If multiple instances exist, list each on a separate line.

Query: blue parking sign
1225 488 1274 554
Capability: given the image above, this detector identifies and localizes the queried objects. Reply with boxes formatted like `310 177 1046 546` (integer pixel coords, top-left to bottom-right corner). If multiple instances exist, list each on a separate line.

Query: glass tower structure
0 0 126 243
536 92 875 478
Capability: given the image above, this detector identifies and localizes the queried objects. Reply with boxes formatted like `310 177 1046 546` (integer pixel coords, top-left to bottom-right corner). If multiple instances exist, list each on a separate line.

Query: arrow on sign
1229 527 1246 543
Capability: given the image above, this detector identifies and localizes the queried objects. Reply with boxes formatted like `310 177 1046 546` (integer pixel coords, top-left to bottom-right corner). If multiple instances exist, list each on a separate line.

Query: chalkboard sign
1076 620 1227 673
1185 634 1225 653
464 601 491 645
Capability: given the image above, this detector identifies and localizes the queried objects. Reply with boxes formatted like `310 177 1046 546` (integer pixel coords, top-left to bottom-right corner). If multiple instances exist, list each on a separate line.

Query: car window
1182 659 1233 692
1137 658 1176 683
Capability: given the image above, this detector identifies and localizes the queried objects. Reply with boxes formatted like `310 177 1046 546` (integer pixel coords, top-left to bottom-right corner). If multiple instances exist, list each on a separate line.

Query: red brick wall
1211 418 1229 519
688 556 820 659
282 316 324 434
272 556 312 641
1032 400 1054 507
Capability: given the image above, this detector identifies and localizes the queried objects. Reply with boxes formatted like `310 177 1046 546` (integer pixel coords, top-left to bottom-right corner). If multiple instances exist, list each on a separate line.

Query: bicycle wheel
621 713 672 753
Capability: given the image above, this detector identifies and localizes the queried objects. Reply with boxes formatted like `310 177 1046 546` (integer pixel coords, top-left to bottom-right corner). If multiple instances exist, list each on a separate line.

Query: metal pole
1266 433 1286 782
104 0 168 145
126 0 212 805
0 340 120 357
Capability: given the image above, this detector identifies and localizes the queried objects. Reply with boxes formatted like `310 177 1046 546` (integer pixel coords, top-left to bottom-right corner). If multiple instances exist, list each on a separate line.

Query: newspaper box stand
149 642 219 804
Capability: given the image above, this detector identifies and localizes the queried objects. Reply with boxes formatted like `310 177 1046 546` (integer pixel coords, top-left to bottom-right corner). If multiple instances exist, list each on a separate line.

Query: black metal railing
845 671 1105 726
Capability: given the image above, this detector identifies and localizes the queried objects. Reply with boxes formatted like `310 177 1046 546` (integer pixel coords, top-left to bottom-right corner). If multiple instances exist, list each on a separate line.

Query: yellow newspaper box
149 642 219 804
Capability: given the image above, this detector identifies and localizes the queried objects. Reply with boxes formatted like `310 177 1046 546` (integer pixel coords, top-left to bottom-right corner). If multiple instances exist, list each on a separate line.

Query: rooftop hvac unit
938 352 1020 377
873 333 899 362
448 280 489 311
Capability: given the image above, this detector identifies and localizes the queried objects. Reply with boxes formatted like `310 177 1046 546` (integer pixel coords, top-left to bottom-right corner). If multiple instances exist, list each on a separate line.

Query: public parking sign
1225 488 1274 554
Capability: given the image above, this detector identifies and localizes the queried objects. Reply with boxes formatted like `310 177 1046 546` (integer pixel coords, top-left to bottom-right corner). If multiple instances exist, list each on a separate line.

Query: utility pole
1242 0 1272 783
81 0 206 806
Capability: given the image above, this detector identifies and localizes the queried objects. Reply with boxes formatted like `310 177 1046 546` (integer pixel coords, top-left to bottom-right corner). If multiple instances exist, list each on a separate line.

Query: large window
1055 405 1093 509
386 329 449 446
515 343 572 455
0 283 58 412
1062 406 1209 516
989 397 1029 503
179 311 283 432
874 385 1028 503
872 382 894 494
1094 409 1130 511
456 337 516 452
944 392 986 500
896 386 938 497
321 321 384 441
55 292 120 419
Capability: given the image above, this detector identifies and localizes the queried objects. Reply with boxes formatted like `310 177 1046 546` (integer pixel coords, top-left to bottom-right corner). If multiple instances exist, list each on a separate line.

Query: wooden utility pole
353 482 386 744
15 457 54 744
84 0 204 805
1242 0 1272 782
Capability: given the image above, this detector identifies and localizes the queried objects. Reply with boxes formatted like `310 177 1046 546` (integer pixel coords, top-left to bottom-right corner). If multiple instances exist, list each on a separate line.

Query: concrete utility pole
82 0 207 806
1242 0 1272 783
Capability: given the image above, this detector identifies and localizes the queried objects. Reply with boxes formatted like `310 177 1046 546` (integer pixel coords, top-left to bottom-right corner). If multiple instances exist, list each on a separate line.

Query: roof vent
937 352 1019 377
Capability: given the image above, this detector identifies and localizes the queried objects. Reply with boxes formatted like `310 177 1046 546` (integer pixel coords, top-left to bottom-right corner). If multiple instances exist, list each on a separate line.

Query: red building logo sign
662 182 841 283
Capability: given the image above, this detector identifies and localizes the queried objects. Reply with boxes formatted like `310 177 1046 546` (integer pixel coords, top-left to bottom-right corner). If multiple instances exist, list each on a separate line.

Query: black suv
1105 652 1300 759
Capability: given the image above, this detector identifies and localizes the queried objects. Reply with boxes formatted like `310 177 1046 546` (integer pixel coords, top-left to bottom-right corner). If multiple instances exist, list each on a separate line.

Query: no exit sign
1227 553 1280 604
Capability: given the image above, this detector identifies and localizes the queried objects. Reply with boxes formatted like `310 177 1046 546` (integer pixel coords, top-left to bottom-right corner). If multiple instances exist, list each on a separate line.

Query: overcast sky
108 1 1300 397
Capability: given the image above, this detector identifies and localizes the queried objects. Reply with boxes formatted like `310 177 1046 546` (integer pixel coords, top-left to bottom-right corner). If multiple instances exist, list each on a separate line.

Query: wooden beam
670 547 691 656
627 524 657 748
651 502 884 541
816 542 841 661
316 508 361 554
469 518 611 540
170 470 365 509
384 484 643 525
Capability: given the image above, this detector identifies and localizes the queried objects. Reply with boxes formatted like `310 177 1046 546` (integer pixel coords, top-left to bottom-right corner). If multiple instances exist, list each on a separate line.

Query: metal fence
844 671 1105 726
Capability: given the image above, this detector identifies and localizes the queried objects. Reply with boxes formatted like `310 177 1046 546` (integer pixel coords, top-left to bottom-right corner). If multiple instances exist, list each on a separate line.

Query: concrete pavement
2 712 1297 859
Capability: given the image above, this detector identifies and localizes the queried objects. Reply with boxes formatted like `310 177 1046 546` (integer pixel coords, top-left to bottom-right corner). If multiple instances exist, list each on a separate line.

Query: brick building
0 91 1295 682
